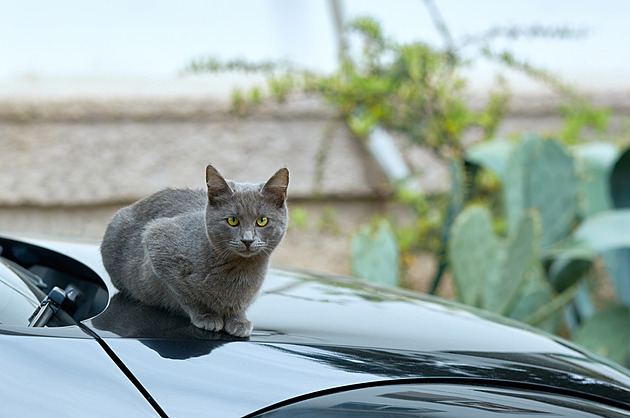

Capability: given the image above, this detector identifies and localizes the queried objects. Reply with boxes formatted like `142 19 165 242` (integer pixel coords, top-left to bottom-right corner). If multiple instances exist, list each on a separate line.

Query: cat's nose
241 230 254 249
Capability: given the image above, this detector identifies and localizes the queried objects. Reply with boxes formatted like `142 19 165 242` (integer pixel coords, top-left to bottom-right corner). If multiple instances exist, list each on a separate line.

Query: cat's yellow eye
227 217 239 226
256 217 269 227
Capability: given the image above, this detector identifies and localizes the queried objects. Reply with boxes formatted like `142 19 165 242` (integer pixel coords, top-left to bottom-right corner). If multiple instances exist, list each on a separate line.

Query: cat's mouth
235 247 262 258
227 239 266 258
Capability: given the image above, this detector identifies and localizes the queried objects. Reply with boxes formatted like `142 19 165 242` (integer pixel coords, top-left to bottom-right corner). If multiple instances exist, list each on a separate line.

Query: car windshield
0 256 44 326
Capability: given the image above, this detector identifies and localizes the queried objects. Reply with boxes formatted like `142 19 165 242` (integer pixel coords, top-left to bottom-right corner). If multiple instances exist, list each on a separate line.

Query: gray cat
100 165 289 337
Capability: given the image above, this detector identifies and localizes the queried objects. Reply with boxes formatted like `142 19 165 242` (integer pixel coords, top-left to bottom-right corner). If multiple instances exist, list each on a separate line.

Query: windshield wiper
28 287 66 327
28 284 83 327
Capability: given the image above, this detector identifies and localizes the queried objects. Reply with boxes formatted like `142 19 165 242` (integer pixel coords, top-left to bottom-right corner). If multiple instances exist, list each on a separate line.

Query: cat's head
204 165 289 258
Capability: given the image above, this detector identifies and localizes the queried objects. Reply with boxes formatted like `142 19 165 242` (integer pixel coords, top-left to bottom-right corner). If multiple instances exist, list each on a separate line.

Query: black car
2 233 630 417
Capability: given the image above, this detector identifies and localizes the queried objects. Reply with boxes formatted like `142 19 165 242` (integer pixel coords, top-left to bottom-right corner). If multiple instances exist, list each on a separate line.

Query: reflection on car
2 234 630 417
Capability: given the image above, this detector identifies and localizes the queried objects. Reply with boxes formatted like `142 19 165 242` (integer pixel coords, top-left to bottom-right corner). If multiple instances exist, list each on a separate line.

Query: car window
0 238 111 327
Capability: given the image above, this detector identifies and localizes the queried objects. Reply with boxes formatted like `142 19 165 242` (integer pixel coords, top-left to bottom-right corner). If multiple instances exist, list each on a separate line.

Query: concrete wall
0 95 393 279
0 97 384 205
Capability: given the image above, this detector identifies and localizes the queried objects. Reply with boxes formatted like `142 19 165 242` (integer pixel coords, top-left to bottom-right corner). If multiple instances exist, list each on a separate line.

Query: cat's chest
206 257 266 283
198 259 266 309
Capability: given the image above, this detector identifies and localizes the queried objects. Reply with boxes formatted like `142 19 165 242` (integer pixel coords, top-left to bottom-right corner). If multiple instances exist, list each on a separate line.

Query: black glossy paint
3 234 630 417
84 268 630 416
0 333 157 416
253 382 630 417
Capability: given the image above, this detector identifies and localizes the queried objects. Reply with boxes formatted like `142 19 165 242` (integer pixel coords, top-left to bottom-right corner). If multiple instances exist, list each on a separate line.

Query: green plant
267 73 295 103
312 17 518 153
447 136 598 335
231 88 248 116
316 206 341 235
448 205 563 332
573 305 630 365
288 206 309 230
465 137 630 365
183 15 519 153
570 148 630 364
350 218 400 287
503 135 580 249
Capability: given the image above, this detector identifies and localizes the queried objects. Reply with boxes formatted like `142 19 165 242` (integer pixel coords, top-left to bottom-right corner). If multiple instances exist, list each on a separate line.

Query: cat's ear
206 165 233 205
262 168 289 207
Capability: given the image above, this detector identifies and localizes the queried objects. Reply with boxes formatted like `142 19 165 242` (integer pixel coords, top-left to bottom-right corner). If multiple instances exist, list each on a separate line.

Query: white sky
1 0 628 93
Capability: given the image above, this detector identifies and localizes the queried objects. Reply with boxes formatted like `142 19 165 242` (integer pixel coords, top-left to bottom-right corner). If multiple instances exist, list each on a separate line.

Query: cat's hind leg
141 219 198 311
143 219 227 333
143 219 193 278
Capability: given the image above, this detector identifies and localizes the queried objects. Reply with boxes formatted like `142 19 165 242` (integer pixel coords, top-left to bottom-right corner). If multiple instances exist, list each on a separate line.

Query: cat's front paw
192 313 224 332
225 317 253 338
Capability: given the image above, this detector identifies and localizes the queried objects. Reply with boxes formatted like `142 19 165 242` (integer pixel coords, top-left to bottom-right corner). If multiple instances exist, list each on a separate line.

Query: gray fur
100 165 289 337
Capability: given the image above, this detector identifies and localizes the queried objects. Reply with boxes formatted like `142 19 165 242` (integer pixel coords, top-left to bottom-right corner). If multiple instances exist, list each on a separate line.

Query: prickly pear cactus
508 268 559 333
503 135 579 249
448 205 499 306
350 218 400 287
484 209 542 315
449 205 545 317
573 304 630 365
